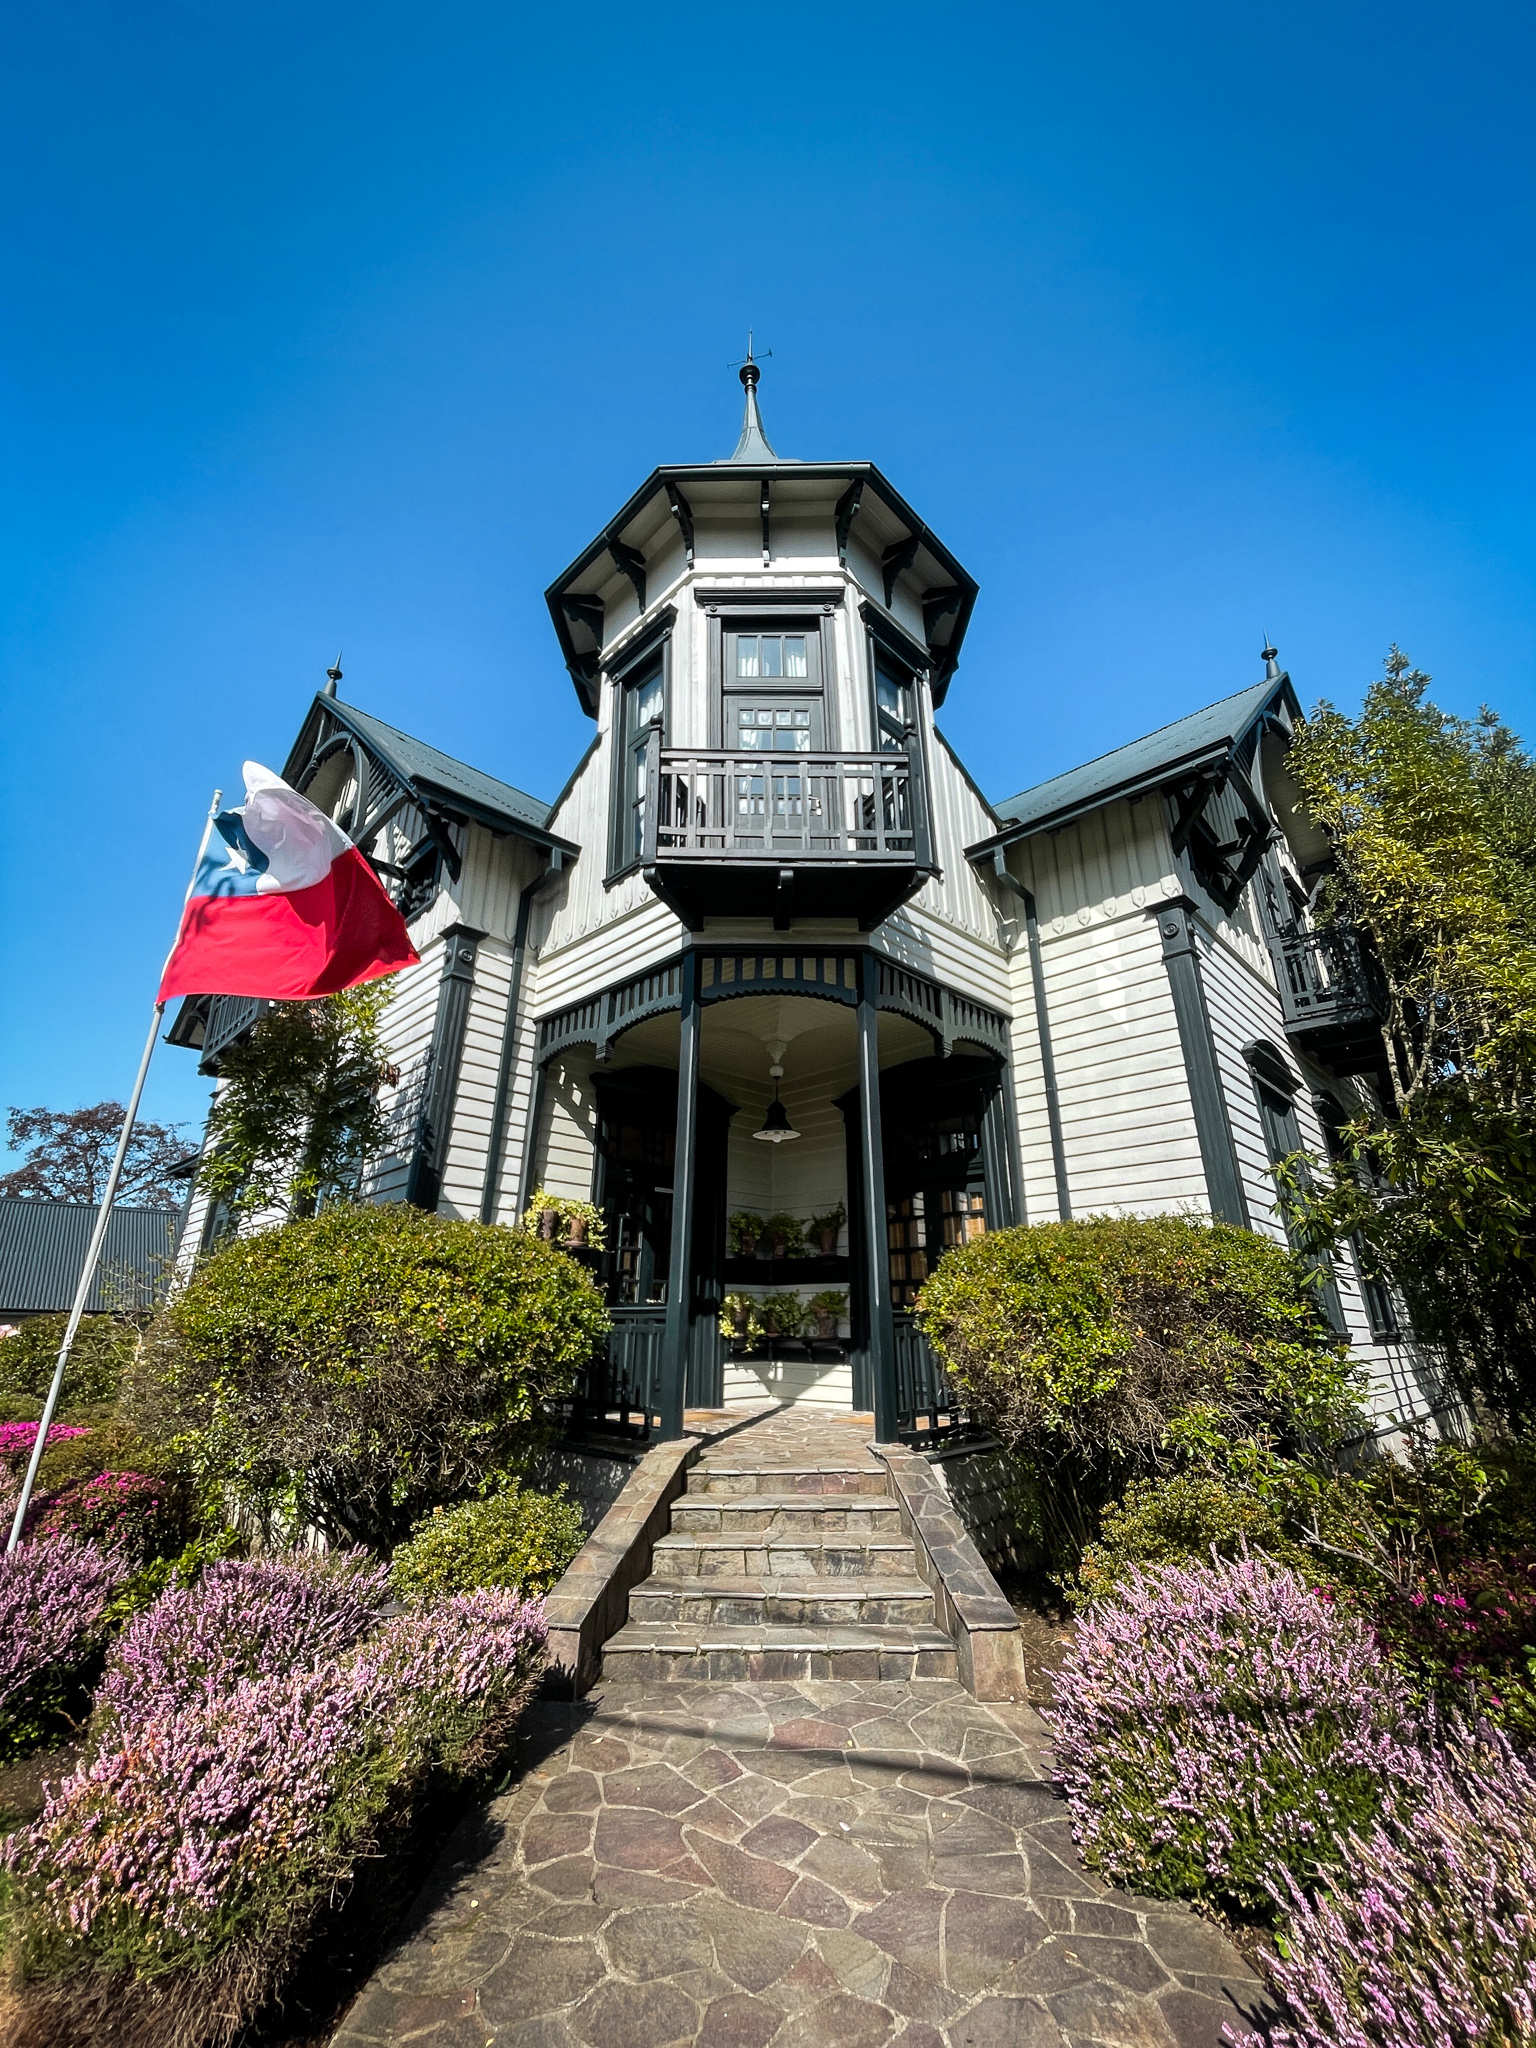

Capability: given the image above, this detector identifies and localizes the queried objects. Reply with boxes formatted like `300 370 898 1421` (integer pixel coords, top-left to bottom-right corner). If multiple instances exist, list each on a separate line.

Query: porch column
660 948 701 1440
858 952 898 1441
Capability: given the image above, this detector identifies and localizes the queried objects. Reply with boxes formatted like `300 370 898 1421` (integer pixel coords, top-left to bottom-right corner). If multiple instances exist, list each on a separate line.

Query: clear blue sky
2 1 1532 1156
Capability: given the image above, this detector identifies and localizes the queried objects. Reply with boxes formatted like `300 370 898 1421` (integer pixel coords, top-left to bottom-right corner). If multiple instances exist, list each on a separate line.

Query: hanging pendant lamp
753 1063 801 1143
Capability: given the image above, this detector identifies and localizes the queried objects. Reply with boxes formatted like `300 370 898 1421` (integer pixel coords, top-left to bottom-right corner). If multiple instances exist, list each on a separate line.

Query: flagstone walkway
332 1411 1273 2048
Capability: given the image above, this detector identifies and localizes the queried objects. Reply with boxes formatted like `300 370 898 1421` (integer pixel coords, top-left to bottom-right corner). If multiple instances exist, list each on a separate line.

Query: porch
523 946 1017 1448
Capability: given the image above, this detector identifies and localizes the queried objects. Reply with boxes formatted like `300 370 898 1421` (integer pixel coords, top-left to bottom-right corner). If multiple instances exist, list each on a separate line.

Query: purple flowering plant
0 1537 127 1760
27 1470 185 1566
5 1582 548 2005
0 1421 88 1464
1226 1719 1536 2048
1048 1552 1424 1912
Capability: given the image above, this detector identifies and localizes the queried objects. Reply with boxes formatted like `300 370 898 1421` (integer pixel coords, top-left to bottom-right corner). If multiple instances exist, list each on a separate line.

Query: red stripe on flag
158 847 419 1002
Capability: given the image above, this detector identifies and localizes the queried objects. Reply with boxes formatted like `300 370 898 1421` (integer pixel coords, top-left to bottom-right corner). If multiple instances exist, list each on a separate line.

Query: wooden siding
529 1052 599 1205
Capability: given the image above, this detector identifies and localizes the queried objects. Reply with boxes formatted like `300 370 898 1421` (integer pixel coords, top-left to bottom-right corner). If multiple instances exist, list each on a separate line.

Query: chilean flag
159 764 419 1002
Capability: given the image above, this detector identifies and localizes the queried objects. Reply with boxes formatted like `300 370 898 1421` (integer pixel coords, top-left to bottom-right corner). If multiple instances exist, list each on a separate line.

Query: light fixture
753 1063 800 1144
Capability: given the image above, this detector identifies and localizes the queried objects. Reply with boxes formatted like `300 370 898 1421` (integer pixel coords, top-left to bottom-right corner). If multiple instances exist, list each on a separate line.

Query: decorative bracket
760 480 771 567
922 585 963 646
607 536 647 613
881 533 921 608
665 482 695 570
835 479 864 566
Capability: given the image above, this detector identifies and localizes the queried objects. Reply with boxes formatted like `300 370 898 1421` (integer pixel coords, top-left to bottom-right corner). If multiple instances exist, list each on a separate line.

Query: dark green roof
326 701 556 838
981 677 1293 845
0 1199 179 1317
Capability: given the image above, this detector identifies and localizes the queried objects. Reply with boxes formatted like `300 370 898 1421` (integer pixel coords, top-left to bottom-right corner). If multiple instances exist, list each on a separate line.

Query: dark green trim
479 856 566 1225
659 950 701 1440
406 925 485 1212
858 952 899 1442
1153 902 1249 1226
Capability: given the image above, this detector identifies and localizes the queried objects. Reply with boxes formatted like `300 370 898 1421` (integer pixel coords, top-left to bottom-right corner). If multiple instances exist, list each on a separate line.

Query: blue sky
2 0 1532 1155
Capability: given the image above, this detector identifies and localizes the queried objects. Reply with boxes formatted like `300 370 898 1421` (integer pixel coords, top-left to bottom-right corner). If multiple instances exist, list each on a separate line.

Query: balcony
636 736 932 929
1269 923 1388 1075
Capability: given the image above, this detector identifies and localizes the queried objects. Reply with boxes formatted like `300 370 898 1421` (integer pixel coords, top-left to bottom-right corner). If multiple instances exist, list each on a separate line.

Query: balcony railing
1269 923 1387 1070
636 738 927 866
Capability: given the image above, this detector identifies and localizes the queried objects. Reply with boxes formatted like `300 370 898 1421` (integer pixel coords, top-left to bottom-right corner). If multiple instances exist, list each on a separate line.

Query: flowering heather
1048 1553 1422 1910
6 1587 548 1988
1227 1722 1536 2048
0 1537 126 1759
94 1552 390 1733
29 1470 183 1564
0 1421 88 1464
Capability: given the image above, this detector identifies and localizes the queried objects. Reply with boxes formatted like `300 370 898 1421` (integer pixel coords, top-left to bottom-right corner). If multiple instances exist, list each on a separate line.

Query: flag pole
7 789 223 1553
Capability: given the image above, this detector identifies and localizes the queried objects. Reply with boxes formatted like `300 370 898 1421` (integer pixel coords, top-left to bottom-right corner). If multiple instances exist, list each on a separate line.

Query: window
1315 1094 1401 1340
887 1188 987 1306
1247 1044 1346 1334
735 704 813 752
614 655 665 870
875 653 916 752
735 633 809 680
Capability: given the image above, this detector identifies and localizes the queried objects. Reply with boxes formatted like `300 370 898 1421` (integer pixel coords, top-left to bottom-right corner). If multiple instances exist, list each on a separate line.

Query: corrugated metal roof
328 702 556 836
0 1200 181 1317
986 678 1287 841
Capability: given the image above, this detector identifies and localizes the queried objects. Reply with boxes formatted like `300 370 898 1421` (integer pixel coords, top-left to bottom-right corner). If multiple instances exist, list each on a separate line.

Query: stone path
332 1411 1273 2048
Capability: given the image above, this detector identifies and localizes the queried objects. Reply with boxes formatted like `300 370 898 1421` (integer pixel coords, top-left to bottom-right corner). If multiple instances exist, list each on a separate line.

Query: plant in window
760 1293 806 1340
762 1211 805 1261
728 1211 764 1258
809 1204 846 1254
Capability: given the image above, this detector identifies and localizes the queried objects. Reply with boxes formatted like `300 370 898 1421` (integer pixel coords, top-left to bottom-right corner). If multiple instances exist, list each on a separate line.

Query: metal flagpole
7 789 223 1553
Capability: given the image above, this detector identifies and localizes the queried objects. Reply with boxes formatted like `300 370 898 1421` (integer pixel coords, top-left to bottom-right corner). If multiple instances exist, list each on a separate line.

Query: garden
0 1198 607 2048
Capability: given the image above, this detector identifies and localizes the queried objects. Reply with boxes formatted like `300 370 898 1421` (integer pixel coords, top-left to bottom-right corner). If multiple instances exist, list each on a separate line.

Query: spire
725 334 778 463
1261 640 1280 681
323 652 343 698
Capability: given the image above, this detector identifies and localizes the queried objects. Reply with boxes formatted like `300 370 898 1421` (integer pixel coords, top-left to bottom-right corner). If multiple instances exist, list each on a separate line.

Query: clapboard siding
530 1053 599 1204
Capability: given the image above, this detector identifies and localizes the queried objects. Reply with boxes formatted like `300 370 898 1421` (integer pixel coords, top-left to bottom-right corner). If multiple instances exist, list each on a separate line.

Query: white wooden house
170 361 1447 1446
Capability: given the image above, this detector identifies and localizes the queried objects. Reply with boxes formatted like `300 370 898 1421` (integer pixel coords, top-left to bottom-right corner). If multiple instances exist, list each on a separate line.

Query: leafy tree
0 1104 190 1207
129 1201 610 1549
1282 651 1536 1425
198 985 395 1221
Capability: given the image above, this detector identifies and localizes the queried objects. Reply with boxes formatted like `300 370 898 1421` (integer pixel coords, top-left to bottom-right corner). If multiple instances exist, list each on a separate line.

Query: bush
131 1202 610 1549
0 1315 140 1411
0 1422 87 1467
32 1416 171 1493
1071 1470 1306 1607
94 1553 390 1734
1230 1720 1536 2048
390 1482 584 1600
3 1589 547 2045
0 1539 127 1761
28 1472 187 1566
1048 1553 1421 1912
1367 1554 1536 1742
916 1216 1364 1560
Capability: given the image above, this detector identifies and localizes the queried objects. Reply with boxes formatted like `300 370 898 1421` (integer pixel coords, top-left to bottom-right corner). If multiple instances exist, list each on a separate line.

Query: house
169 359 1445 1445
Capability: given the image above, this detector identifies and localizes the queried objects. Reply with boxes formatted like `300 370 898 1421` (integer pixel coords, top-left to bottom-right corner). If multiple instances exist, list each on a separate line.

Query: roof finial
725 331 778 463
1261 638 1280 681
324 652 343 698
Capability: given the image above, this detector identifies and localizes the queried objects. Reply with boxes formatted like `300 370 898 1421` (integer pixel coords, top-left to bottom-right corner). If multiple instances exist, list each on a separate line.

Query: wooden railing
1271 924 1383 1035
893 1312 971 1445
562 1306 666 1442
637 739 927 865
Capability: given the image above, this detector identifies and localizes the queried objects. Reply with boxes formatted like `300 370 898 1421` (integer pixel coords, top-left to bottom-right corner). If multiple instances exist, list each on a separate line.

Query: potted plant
763 1211 805 1262
806 1290 848 1341
728 1211 764 1258
521 1190 606 1251
523 1187 562 1240
762 1293 805 1341
809 1203 846 1255
719 1293 762 1345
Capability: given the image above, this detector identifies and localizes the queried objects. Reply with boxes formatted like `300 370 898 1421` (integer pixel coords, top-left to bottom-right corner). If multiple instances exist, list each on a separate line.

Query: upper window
735 704 814 752
875 653 916 752
612 653 666 873
735 633 809 681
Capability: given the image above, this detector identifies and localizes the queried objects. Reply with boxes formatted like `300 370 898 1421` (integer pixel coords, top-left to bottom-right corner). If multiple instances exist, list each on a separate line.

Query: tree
130 1202 611 1548
1282 651 1536 1426
0 1104 190 1207
198 985 395 1221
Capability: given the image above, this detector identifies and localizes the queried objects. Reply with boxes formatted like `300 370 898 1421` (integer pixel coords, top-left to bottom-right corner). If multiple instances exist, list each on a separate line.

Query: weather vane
728 331 772 371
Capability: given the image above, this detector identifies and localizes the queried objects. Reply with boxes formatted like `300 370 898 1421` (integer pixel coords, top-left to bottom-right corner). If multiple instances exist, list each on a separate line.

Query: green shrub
0 1315 140 1412
390 1482 585 1599
130 1203 610 1551
1073 1470 1305 1606
916 1215 1363 1560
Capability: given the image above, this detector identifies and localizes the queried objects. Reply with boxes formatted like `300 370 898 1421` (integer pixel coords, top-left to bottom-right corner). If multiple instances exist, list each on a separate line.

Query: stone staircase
601 1428 959 1683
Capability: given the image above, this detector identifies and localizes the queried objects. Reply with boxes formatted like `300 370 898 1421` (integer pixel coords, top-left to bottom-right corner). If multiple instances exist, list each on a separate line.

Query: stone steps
627 1573 935 1626
687 1461 890 1498
651 1530 917 1577
601 1619 958 1683
670 1493 904 1535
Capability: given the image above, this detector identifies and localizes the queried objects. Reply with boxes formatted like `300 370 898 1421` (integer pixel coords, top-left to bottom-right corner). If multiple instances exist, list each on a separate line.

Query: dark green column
858 952 898 1441
660 949 701 1440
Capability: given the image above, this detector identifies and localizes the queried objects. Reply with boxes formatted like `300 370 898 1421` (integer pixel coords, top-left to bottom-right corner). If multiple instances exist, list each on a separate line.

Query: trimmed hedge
131 1203 610 1550
390 1482 585 1600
